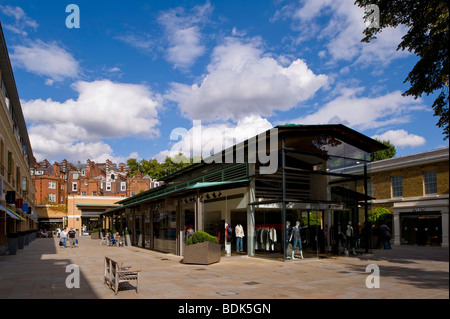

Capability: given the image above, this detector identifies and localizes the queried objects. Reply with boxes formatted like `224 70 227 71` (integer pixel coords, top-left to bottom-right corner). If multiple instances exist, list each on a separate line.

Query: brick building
1 22 38 255
370 147 449 247
32 158 161 231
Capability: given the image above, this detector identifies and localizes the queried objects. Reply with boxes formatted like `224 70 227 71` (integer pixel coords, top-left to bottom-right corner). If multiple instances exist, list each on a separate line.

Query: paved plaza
0 236 448 300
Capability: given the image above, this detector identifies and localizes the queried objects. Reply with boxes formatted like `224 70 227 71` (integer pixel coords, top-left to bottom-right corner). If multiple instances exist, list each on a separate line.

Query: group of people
108 232 124 246
57 227 78 248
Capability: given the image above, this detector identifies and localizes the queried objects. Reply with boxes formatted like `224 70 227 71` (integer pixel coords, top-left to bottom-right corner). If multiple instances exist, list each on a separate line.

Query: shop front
101 124 385 261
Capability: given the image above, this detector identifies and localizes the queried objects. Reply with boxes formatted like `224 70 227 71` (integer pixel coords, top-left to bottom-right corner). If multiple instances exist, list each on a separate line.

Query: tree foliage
356 0 449 140
370 138 396 161
368 207 393 225
126 153 192 180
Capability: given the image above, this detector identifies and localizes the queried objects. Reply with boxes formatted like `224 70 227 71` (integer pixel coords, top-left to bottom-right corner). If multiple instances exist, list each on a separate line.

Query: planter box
91 232 100 239
8 238 18 255
183 241 221 265
18 235 25 249
125 234 132 246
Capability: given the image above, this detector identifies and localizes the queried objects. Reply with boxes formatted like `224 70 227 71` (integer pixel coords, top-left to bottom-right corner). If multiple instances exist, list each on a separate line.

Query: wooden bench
104 256 141 295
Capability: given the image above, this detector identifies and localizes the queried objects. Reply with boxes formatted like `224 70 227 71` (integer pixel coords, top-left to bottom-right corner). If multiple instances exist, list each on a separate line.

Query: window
22 177 27 192
106 181 111 191
72 182 77 192
48 181 56 189
7 151 12 174
424 171 437 195
81 191 86 196
48 193 56 202
391 176 403 198
121 182 126 191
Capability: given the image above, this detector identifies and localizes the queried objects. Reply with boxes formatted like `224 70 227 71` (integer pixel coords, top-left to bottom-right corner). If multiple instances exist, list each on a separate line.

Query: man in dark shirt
68 228 77 248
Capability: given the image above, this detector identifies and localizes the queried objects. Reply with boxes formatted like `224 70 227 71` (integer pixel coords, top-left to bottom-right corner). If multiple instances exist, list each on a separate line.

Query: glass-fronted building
101 124 386 260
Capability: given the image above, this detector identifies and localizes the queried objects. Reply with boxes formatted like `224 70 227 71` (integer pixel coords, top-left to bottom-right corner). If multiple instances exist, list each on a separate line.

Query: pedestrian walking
68 228 77 248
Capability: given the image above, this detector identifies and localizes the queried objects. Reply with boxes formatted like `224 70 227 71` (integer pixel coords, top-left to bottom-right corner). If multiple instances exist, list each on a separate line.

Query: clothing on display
235 224 245 252
255 225 279 251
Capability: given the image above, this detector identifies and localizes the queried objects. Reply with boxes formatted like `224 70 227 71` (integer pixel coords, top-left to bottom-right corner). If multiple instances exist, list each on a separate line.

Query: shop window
391 176 403 198
423 171 437 195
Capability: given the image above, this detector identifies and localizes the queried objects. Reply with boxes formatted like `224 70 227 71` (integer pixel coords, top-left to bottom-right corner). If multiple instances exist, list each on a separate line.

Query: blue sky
1 0 448 164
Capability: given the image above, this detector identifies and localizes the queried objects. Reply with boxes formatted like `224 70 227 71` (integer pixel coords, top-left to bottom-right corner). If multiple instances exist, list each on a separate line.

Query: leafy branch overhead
356 0 449 140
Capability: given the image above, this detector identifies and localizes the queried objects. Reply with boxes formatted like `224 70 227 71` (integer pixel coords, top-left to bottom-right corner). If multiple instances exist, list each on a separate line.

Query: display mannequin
235 224 245 252
289 221 304 259
345 221 356 256
285 221 292 258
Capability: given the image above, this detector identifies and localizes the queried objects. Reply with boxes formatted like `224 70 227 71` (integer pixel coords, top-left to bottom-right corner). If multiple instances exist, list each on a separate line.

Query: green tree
368 207 393 225
126 158 142 177
371 139 396 161
356 0 449 140
162 153 192 176
140 158 165 180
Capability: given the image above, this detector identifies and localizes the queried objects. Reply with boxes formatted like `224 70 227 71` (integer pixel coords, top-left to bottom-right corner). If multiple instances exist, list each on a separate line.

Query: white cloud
291 88 426 131
22 80 161 162
372 130 426 148
167 37 328 122
156 115 273 161
287 0 409 66
11 40 80 84
158 1 212 69
0 5 38 36
115 33 154 54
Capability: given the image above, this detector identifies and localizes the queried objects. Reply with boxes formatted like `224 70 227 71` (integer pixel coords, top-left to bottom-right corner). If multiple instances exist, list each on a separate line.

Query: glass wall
153 210 177 254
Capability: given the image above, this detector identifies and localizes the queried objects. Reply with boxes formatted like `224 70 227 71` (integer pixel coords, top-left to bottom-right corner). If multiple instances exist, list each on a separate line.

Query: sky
1 0 448 165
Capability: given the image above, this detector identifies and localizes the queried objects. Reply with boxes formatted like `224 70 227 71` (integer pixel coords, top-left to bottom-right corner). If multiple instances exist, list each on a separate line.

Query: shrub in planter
183 231 220 265
187 230 219 245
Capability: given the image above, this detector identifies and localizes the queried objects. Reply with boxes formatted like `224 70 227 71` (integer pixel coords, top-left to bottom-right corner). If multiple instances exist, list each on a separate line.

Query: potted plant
124 229 132 246
183 230 221 265
17 231 26 249
7 233 18 255
91 228 100 239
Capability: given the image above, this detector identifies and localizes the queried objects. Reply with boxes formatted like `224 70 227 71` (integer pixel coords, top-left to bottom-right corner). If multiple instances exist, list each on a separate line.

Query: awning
0 204 20 220
0 204 26 221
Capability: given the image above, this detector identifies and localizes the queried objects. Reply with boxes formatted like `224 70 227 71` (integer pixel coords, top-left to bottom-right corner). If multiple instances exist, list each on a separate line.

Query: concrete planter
125 234 132 246
8 237 18 255
18 234 25 249
91 232 100 239
183 241 221 265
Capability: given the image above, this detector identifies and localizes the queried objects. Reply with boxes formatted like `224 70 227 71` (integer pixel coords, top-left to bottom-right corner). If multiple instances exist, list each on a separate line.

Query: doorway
401 213 442 246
